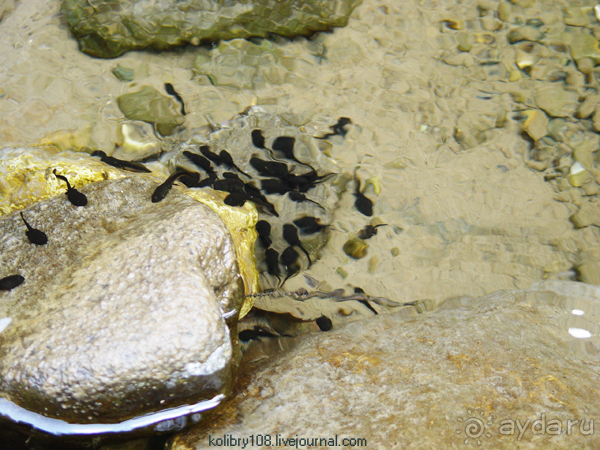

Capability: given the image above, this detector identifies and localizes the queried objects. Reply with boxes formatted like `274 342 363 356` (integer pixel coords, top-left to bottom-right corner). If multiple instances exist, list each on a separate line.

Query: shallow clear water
1 0 600 447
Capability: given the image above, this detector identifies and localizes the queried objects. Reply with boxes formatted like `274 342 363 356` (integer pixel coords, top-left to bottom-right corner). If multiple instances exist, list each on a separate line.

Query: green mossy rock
61 0 362 58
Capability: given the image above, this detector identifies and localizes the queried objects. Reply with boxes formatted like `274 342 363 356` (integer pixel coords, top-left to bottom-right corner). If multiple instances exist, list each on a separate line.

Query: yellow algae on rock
0 147 125 215
185 189 259 318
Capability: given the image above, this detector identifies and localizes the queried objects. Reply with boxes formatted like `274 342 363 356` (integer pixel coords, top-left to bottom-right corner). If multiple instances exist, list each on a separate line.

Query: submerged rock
193 39 294 90
61 0 362 58
170 281 600 450
0 154 258 440
117 86 184 136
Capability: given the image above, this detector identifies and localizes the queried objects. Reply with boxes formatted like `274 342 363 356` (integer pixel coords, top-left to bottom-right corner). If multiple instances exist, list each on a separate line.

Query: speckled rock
0 175 246 434
61 0 362 58
170 281 600 450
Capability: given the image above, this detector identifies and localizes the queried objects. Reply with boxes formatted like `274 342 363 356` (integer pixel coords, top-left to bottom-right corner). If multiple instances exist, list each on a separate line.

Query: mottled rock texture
61 0 362 58
0 175 243 424
171 281 600 450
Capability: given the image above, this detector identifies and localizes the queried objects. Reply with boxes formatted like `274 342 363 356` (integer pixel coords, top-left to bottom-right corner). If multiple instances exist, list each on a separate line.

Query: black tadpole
250 157 290 179
280 246 301 285
20 212 48 245
178 172 201 188
353 177 373 217
0 274 24 291
265 248 282 284
283 224 312 266
260 178 292 195
358 224 387 240
288 191 325 210
271 136 311 168
256 220 272 248
183 151 215 175
316 117 352 140
151 171 189 203
219 150 250 177
239 328 260 342
199 145 223 165
315 315 333 331
164 83 186 115
197 173 217 188
251 129 266 149
53 170 88 207
213 178 245 194
286 170 336 193
224 193 247 207
293 216 328 235
91 150 151 173
354 287 378 315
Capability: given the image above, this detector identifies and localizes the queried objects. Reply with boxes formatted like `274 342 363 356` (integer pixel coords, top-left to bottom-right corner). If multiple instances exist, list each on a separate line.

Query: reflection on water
2 0 600 447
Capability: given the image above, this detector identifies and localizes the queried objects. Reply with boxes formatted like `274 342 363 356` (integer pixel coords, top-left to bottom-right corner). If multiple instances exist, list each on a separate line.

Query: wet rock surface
61 0 362 58
171 281 600 450
0 175 243 426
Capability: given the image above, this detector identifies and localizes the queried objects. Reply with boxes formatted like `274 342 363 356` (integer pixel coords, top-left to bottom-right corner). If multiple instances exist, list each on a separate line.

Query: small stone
563 7 591 27
507 26 542 44
480 16 501 31
515 43 539 69
521 109 548 142
568 161 591 187
111 65 135 82
534 85 578 117
577 262 600 284
593 105 600 132
508 68 522 81
457 32 474 52
117 86 184 136
582 180 600 196
391 247 400 257
442 18 463 30
525 18 544 27
569 32 600 66
368 255 380 273
573 147 594 169
576 57 594 75
576 94 599 118
343 237 368 259
570 201 600 227
497 2 511 22
565 69 585 87
510 0 535 7
336 267 348 279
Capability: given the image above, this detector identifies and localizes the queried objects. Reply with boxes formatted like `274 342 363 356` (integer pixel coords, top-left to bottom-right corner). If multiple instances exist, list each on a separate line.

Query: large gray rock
61 0 362 58
171 281 600 450
0 175 244 434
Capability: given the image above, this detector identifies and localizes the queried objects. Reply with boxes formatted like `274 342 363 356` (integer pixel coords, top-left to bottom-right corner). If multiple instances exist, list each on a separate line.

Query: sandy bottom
0 0 593 308
2 0 600 447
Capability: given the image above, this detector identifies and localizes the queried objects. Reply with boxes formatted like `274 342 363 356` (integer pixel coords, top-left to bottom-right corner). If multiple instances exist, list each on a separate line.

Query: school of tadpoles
1 116 384 337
